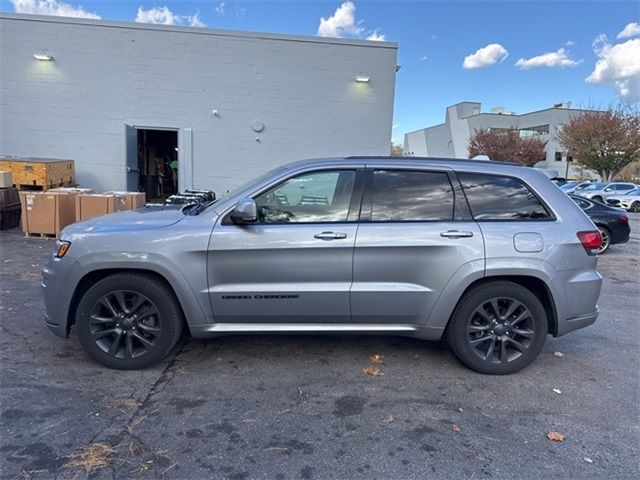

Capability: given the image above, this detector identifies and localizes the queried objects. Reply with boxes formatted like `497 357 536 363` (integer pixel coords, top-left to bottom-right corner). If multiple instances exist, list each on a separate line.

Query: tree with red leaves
557 107 640 181
468 128 547 166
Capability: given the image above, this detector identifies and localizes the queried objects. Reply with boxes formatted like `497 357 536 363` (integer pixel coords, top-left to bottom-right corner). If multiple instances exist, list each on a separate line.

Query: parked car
575 182 638 202
560 181 592 194
570 195 630 253
606 188 640 212
42 157 603 375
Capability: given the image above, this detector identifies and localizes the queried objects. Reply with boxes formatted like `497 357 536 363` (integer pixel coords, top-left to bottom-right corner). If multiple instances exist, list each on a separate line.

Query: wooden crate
0 157 75 191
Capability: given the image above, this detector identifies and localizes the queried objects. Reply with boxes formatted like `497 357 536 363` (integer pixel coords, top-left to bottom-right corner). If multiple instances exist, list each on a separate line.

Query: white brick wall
0 14 397 193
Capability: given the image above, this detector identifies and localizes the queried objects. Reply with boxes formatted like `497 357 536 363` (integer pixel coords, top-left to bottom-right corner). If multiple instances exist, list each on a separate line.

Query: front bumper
41 258 79 338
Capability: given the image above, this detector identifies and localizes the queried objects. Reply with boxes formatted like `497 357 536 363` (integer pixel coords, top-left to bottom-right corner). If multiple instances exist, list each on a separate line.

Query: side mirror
604 187 612 192
230 198 258 224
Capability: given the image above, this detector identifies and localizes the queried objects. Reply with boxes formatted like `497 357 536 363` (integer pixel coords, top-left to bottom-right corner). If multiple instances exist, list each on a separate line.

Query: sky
3 0 639 144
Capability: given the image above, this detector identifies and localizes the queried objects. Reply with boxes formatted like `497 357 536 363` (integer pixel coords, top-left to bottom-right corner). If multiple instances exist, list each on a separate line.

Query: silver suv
42 157 603 374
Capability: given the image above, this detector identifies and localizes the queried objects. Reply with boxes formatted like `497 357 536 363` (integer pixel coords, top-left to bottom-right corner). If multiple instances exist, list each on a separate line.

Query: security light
33 51 53 61
355 76 370 83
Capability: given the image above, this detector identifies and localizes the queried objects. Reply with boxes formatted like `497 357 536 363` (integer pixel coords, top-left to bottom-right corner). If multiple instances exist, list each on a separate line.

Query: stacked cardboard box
103 191 146 210
75 193 129 222
20 191 76 236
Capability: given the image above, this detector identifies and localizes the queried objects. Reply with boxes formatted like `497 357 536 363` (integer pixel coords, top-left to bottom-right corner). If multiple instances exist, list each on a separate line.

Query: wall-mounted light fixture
355 75 370 83
33 50 54 61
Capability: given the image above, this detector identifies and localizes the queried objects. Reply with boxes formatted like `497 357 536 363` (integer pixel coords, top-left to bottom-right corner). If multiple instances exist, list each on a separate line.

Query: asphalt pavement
1 215 638 479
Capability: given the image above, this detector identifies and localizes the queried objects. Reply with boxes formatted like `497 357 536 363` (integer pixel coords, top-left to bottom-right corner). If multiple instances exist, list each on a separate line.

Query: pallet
25 232 57 239
0 157 75 191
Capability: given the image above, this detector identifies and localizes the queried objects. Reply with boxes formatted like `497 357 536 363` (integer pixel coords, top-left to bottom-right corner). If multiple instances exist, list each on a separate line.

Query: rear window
458 172 551 221
371 170 454 221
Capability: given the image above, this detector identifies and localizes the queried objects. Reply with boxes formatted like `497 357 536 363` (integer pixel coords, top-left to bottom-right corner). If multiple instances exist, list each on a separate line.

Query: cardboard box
0 170 11 188
48 187 95 198
19 191 75 236
103 191 146 210
75 193 128 221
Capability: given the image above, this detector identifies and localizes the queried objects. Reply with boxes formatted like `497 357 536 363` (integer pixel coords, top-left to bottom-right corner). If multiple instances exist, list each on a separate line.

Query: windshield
629 189 640 196
582 182 607 191
560 182 578 190
574 183 592 190
195 166 287 213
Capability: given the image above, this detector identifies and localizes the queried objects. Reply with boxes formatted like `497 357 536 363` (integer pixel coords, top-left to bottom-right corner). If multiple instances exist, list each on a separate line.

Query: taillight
620 214 629 223
577 231 602 255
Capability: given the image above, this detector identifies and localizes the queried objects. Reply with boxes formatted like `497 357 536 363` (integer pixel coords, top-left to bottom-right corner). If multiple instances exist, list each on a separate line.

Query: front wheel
445 281 548 374
630 201 640 212
76 273 183 369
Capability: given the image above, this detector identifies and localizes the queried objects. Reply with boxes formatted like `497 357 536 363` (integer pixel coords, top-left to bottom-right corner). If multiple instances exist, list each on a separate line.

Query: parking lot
1 215 638 480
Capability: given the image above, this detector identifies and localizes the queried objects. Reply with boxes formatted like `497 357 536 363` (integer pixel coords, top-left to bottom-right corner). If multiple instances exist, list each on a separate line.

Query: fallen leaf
546 431 565 442
553 388 562 394
363 365 384 376
583 457 593 464
369 354 384 364
453 424 461 433
553 351 565 358
382 412 394 424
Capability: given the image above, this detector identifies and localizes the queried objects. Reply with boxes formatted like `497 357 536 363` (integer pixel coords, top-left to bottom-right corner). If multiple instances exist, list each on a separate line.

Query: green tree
557 107 640 181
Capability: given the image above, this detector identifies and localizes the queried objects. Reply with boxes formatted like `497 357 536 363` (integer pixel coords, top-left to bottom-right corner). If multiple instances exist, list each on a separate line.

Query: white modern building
0 13 397 197
404 102 598 176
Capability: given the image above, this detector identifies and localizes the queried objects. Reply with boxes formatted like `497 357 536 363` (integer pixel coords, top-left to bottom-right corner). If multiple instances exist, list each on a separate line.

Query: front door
208 168 364 323
351 168 484 324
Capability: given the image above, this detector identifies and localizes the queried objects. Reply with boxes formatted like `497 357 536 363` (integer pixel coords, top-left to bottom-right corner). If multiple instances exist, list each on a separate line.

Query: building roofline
0 12 398 49
461 106 603 120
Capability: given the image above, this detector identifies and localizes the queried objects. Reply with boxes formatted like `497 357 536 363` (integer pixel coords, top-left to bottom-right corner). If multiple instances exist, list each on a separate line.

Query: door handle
314 231 347 240
440 230 474 238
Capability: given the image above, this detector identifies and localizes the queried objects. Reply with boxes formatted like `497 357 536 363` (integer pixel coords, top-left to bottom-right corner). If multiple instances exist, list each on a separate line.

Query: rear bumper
556 309 599 336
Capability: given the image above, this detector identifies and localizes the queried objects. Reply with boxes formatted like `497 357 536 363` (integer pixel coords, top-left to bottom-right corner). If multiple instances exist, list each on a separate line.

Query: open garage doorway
126 126 178 201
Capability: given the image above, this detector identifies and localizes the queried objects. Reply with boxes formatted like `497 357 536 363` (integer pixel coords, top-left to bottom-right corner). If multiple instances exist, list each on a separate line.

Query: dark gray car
42 157 603 374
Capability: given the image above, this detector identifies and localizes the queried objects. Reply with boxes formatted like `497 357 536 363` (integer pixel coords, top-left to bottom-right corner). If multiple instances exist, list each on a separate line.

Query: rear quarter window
458 172 552 221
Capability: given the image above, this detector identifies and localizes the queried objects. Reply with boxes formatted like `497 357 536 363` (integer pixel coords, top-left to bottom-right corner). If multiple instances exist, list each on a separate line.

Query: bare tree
557 107 640 181
390 143 404 157
468 128 546 166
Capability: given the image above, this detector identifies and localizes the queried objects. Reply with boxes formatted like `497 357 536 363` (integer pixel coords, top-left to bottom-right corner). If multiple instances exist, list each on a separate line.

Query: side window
371 170 454 221
572 197 591 210
458 172 551 221
255 170 355 223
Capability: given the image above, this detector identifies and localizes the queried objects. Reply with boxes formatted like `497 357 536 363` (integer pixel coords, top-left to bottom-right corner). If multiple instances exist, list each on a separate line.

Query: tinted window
255 170 355 223
371 170 454 221
571 197 591 210
458 173 551 220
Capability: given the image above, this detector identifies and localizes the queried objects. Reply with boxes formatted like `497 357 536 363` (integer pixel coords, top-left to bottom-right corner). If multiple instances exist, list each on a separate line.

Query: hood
62 205 186 235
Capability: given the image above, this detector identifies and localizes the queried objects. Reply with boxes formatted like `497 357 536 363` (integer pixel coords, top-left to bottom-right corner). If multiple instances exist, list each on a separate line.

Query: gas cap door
513 232 544 253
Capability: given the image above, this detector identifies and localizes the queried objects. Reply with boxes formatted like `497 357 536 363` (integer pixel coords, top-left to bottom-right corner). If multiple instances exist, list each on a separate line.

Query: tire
445 281 548 375
630 201 640 213
597 226 610 254
76 273 183 369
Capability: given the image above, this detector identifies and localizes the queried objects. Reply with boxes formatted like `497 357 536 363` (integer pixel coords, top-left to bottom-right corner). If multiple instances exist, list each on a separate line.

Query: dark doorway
135 129 178 201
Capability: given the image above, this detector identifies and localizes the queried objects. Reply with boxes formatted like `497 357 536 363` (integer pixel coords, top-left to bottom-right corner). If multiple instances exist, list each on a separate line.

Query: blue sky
4 1 639 143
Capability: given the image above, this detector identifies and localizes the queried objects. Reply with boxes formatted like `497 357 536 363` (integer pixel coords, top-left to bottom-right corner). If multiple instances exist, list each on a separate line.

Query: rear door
208 167 364 323
351 167 484 324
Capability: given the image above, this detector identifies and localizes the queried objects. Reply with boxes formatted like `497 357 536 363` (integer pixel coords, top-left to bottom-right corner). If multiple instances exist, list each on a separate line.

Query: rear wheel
597 227 610 254
76 273 183 369
445 281 547 374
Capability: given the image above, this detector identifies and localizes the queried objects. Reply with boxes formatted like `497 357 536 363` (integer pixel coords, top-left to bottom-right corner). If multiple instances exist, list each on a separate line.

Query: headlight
53 240 71 258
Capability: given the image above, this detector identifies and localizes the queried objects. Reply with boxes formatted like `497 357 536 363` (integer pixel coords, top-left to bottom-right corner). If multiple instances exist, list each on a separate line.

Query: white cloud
586 36 640 102
617 22 640 39
135 6 204 27
11 0 100 19
367 30 386 41
515 48 581 69
462 43 508 69
318 1 363 38
565 40 575 47
317 1 385 41
214 2 225 15
420 55 428 61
